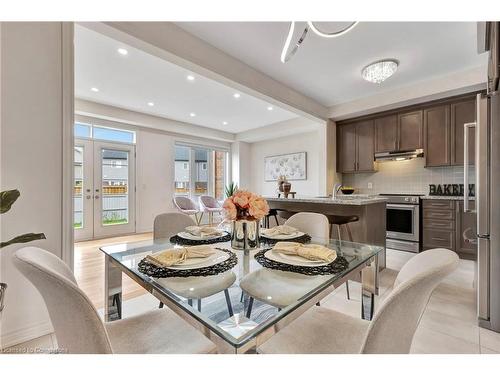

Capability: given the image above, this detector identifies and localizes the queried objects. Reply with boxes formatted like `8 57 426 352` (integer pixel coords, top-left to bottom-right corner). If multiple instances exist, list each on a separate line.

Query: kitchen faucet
332 183 342 199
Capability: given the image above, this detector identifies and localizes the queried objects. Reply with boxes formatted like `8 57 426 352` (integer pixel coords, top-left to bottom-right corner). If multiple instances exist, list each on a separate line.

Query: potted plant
0 189 46 313
223 190 269 250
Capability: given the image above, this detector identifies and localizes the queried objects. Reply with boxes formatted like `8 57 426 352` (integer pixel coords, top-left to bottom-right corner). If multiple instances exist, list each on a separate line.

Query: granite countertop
264 195 387 206
421 196 474 200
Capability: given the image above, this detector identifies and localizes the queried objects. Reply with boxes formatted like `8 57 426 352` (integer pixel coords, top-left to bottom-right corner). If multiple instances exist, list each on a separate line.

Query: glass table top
100 237 383 349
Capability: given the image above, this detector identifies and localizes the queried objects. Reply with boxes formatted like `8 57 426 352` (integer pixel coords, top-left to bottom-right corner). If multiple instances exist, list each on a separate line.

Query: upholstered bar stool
327 215 360 300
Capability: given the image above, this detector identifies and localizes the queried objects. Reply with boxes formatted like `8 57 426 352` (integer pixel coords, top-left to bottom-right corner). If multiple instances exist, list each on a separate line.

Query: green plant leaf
0 190 20 214
225 182 238 198
0 233 46 249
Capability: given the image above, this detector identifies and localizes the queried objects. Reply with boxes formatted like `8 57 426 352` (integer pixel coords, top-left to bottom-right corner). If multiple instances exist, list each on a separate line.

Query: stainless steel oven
380 194 421 253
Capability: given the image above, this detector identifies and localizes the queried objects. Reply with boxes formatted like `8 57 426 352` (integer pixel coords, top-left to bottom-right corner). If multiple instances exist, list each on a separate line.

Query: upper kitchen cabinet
337 120 376 173
398 110 423 150
451 99 476 166
424 104 451 167
374 115 398 152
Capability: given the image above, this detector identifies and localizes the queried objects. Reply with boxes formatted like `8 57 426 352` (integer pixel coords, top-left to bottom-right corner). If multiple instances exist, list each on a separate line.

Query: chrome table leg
224 289 234 317
361 255 379 320
104 254 122 322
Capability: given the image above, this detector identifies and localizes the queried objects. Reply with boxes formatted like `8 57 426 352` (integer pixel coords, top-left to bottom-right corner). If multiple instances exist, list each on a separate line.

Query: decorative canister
231 219 260 250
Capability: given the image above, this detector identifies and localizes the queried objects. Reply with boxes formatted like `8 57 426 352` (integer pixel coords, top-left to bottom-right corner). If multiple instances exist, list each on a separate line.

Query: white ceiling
176 22 488 107
74 25 299 133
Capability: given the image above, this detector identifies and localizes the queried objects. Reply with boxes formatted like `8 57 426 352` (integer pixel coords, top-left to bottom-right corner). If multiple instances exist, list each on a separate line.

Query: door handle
94 195 100 199
464 122 476 213
86 195 92 200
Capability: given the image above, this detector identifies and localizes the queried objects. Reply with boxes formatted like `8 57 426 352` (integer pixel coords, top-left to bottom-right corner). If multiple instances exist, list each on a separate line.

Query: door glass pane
174 145 190 196
101 149 129 226
74 146 84 229
194 148 209 197
94 126 135 144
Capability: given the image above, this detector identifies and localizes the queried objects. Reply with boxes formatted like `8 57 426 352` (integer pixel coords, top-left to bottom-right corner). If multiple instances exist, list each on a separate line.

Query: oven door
386 203 420 242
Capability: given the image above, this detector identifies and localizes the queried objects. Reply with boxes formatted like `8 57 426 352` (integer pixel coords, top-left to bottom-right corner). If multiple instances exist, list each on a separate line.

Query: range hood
374 149 424 162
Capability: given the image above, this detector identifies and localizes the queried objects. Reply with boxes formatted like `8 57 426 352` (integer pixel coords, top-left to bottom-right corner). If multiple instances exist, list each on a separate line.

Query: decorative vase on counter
231 219 260 250
282 182 292 194
222 189 269 250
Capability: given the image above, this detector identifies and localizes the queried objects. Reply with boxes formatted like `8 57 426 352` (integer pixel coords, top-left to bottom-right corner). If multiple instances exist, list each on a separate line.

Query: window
74 122 135 144
174 144 229 200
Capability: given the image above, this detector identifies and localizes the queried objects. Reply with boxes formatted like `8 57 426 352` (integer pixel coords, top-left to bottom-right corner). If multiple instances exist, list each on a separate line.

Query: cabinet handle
432 237 446 241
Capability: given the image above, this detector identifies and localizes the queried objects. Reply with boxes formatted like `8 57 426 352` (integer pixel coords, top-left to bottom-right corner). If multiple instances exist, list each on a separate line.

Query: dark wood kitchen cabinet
337 120 376 173
374 115 398 152
422 199 477 260
451 99 476 166
424 104 451 167
398 110 423 150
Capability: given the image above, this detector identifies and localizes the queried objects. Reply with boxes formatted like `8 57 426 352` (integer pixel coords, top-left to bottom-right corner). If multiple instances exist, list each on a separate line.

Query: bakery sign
429 184 475 197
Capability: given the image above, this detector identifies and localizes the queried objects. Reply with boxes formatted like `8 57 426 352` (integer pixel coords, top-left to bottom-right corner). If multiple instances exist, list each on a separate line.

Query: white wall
231 141 251 190
249 128 327 196
1 23 71 348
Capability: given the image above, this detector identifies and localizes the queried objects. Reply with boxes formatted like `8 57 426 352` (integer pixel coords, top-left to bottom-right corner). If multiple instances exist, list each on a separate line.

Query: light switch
367 182 373 189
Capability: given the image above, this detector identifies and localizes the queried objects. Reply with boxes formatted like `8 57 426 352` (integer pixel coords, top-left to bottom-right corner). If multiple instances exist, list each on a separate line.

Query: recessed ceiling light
233 93 241 99
186 75 195 81
361 59 399 84
267 106 274 111
91 87 99 92
190 113 196 117
117 48 128 56
222 121 228 125
147 102 154 107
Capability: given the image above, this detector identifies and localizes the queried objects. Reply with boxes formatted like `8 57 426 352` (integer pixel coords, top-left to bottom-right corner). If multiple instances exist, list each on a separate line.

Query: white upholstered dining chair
285 212 330 239
153 212 196 241
13 246 217 354
172 196 202 224
198 195 223 225
257 248 459 354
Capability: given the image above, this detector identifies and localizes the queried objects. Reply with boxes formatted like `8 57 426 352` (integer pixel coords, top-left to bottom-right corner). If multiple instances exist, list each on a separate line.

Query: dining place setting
169 224 231 246
260 224 312 245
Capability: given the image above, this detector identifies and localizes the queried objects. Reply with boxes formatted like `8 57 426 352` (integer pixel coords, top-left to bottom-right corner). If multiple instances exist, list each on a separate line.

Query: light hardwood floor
6 234 500 354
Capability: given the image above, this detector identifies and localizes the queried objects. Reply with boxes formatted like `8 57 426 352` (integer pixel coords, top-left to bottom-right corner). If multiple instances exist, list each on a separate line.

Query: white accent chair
198 195 223 225
241 212 331 317
153 212 196 241
258 248 459 354
284 212 330 239
172 196 202 225
12 246 217 354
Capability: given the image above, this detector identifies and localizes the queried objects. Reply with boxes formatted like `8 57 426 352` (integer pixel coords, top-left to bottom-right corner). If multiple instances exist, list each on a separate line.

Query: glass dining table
100 236 383 353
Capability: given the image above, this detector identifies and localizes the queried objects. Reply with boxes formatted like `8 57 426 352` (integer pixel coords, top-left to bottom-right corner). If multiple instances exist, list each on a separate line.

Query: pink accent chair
198 195 223 225
172 196 202 225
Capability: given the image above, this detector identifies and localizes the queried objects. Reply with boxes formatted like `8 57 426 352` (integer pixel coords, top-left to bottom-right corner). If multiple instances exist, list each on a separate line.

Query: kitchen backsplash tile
342 157 474 195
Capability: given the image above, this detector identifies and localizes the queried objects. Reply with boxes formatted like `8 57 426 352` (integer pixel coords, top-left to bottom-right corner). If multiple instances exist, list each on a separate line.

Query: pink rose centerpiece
223 190 269 249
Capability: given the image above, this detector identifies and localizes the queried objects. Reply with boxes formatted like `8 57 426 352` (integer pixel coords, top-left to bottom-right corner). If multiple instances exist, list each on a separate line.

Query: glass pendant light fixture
361 59 399 83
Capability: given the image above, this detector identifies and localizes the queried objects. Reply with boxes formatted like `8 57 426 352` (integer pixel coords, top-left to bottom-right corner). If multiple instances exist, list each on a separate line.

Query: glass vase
231 219 260 250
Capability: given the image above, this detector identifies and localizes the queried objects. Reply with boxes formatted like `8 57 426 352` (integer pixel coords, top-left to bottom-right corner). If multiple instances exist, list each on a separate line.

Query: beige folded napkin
146 245 216 267
185 226 223 238
273 242 336 263
261 225 299 237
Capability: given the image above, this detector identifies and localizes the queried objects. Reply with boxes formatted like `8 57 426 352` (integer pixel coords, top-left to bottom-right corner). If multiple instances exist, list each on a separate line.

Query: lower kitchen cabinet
422 199 477 260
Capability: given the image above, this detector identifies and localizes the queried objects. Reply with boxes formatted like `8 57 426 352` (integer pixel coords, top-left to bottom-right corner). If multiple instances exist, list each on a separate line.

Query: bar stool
263 209 280 228
327 215 360 300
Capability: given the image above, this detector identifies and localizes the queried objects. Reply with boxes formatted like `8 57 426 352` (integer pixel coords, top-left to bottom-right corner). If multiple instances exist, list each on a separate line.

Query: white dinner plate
264 250 335 267
167 249 229 270
177 231 227 240
260 231 305 240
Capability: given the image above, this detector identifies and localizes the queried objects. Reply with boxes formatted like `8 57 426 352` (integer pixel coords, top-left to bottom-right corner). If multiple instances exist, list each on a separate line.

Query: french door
74 139 136 241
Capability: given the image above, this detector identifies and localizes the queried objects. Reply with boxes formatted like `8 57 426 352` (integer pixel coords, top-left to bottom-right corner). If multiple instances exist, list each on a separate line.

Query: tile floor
5 233 500 354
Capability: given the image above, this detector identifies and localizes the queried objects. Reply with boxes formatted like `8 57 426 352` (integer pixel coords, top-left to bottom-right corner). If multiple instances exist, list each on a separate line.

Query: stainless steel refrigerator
467 22 500 332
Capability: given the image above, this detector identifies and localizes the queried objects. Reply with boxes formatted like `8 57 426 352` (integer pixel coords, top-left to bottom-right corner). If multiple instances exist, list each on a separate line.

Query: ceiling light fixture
147 102 154 107
267 106 274 111
233 93 241 99
361 59 399 84
190 113 196 117
90 87 99 92
281 21 358 63
186 75 195 81
222 121 228 125
117 48 128 55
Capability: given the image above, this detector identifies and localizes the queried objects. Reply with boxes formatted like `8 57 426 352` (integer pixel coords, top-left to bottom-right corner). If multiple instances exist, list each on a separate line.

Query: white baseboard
0 319 54 349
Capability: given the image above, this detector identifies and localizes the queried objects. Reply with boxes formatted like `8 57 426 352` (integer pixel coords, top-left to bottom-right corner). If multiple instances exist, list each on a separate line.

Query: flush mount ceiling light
189 113 196 117
267 106 274 111
186 74 195 81
233 93 241 99
222 121 228 125
361 59 399 84
281 21 358 63
117 48 128 56
147 102 154 107
90 87 99 92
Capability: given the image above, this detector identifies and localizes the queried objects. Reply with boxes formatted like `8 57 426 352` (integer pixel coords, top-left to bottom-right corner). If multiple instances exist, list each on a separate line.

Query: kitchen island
265 195 387 268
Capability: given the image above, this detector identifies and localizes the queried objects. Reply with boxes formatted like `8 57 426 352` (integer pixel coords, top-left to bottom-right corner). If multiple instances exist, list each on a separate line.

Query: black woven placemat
137 248 237 278
259 233 312 245
169 232 231 246
254 248 349 276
